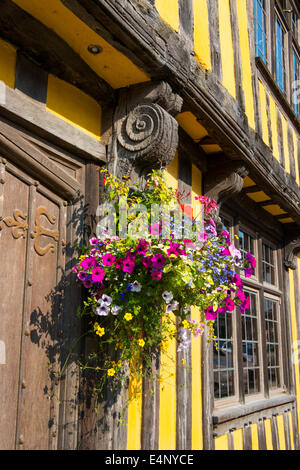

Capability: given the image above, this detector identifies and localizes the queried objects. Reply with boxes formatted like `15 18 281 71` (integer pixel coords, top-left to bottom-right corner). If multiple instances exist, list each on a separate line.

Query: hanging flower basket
73 169 256 395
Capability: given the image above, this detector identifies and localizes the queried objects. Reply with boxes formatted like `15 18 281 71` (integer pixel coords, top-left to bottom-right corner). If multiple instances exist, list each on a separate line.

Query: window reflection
213 311 234 399
242 291 261 395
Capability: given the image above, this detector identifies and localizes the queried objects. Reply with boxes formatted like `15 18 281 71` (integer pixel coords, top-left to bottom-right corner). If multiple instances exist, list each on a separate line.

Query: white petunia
162 291 173 303
100 294 112 306
131 281 142 293
96 304 110 316
111 305 122 316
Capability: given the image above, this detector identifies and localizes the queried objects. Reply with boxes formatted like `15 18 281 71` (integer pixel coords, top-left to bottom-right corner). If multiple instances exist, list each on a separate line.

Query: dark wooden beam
0 0 114 105
60 0 300 226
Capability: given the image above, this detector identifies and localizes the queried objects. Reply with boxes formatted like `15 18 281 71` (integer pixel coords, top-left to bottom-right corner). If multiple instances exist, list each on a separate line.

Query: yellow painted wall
236 0 255 130
269 96 280 163
281 114 290 174
46 74 101 139
155 0 179 32
158 153 179 450
251 423 259 450
13 0 149 88
218 0 236 99
264 418 273 450
193 0 211 71
214 434 229 450
0 38 16 89
232 429 243 450
258 81 269 146
191 164 203 450
289 264 300 434
277 414 286 450
127 364 142 450
293 131 299 186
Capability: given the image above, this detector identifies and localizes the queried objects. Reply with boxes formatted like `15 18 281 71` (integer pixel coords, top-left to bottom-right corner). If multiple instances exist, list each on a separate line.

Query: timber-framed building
0 0 300 451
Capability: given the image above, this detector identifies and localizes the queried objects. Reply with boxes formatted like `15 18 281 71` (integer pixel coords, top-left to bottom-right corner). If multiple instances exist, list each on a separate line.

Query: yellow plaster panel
218 0 236 99
236 0 255 130
158 314 177 450
276 414 286 450
258 80 269 146
293 131 299 186
264 418 273 450
262 205 287 216
232 429 243 450
0 38 16 89
279 218 294 224
214 434 229 450
201 144 222 154
243 176 256 188
247 191 270 203
47 74 101 139
269 96 280 163
155 0 179 32
13 0 149 89
159 156 178 450
288 411 295 450
193 0 211 71
251 423 259 450
127 366 142 450
289 264 300 434
281 114 290 174
191 164 203 450
176 112 208 141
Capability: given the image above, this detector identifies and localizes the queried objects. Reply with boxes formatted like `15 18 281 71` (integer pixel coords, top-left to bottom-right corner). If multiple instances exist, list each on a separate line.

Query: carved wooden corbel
204 154 249 230
283 236 300 270
108 81 183 182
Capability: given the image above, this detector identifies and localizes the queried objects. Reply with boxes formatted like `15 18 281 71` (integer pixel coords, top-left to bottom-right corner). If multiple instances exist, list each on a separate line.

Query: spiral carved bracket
109 81 183 181
283 236 300 270
204 155 249 230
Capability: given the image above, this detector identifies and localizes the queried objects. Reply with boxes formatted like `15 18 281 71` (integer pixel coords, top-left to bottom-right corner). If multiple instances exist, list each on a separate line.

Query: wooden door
0 157 67 449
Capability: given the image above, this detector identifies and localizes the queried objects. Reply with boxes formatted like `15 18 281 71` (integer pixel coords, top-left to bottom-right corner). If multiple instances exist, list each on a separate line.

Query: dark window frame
254 0 300 120
213 212 287 411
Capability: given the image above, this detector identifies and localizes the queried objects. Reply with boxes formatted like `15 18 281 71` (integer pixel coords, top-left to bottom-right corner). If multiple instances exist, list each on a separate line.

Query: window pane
239 230 256 276
213 311 235 399
264 298 281 389
275 16 286 93
262 243 276 284
242 291 261 396
292 50 300 117
254 0 267 63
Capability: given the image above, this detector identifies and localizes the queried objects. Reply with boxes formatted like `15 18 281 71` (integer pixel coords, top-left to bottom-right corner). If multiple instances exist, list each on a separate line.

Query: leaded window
275 14 286 93
254 0 268 63
213 218 285 406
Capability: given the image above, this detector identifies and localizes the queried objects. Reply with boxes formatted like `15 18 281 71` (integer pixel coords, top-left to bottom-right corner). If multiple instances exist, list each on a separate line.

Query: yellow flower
138 339 145 347
161 340 170 350
182 320 190 329
168 325 176 334
96 326 105 337
157 376 163 382
117 360 122 367
124 312 133 321
181 358 185 366
107 368 116 376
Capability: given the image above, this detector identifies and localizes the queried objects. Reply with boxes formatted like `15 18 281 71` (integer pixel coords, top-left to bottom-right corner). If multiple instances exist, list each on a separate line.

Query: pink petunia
91 266 105 282
204 306 218 321
224 297 235 312
123 258 135 274
197 231 208 243
244 267 254 278
151 253 166 269
221 247 231 257
83 280 93 289
102 253 116 266
232 273 243 288
80 257 97 270
151 270 162 280
246 252 257 269
142 256 152 269
229 244 242 259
